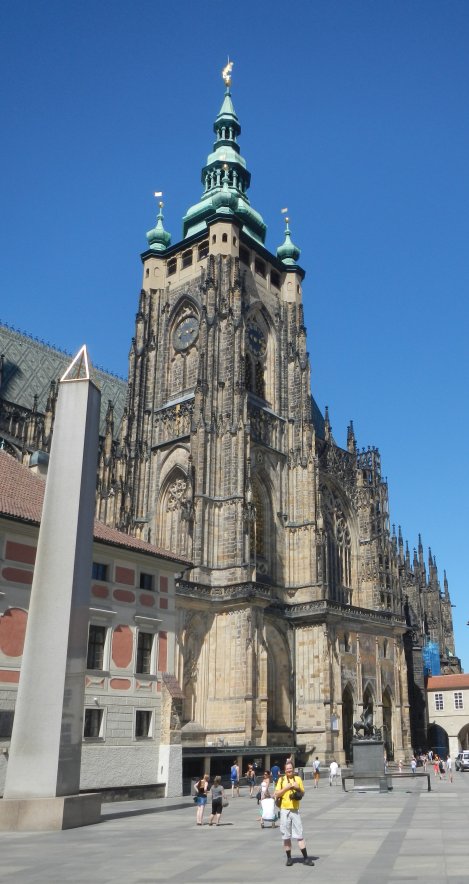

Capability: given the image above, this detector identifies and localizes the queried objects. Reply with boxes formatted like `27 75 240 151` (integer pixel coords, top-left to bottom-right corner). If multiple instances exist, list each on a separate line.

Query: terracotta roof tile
0 450 190 567
427 674 469 690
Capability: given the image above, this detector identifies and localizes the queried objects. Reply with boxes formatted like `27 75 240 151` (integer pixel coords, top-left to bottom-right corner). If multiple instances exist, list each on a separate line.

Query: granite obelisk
0 347 101 830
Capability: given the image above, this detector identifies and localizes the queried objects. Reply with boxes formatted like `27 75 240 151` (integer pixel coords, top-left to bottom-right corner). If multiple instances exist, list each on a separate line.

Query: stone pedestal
352 739 389 792
0 793 101 831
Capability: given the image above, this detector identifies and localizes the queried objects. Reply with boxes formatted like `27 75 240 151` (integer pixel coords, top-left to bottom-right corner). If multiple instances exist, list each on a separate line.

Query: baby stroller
259 796 277 828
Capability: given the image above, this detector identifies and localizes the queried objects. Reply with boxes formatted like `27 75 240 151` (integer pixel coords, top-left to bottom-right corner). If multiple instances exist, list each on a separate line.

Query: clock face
173 316 199 351
247 320 266 357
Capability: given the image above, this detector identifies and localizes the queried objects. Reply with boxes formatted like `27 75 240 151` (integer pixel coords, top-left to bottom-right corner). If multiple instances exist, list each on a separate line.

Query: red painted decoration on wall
2 567 33 585
92 585 109 599
159 597 168 610
115 566 135 586
5 540 37 565
0 670 20 683
112 625 133 668
113 589 136 603
140 594 155 607
110 678 131 690
160 575 168 593
0 608 28 657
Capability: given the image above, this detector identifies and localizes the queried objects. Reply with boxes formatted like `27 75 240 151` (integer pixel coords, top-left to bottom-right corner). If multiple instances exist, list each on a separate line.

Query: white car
455 751 469 771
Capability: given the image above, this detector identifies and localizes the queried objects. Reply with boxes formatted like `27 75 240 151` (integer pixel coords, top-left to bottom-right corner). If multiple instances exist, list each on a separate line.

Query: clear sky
1 1 468 669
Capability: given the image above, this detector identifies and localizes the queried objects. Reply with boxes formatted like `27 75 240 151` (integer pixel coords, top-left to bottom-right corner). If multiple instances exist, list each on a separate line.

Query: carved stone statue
353 705 382 740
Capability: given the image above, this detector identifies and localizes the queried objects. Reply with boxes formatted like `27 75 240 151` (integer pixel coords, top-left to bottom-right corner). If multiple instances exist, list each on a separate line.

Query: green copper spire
146 199 171 252
182 63 266 244
277 216 301 267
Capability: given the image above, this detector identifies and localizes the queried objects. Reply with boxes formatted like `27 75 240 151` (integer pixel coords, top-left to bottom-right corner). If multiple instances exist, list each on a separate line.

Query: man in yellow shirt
274 760 314 867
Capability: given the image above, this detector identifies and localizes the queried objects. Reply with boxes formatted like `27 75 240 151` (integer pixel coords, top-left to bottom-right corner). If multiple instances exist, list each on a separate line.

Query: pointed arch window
157 468 190 558
321 484 353 604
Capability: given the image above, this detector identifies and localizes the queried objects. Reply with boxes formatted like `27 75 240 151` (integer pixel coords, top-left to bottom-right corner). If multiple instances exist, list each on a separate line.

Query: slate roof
0 450 190 567
0 323 127 436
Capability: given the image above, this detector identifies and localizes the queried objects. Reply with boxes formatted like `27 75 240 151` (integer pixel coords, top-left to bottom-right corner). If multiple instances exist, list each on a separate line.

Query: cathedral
0 67 459 775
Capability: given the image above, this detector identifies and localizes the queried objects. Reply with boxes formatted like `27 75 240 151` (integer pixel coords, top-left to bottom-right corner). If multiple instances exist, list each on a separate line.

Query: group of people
194 774 226 826
399 752 453 782
195 759 315 867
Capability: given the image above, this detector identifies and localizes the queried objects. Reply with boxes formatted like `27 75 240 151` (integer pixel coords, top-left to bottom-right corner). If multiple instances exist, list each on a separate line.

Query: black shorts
212 798 223 814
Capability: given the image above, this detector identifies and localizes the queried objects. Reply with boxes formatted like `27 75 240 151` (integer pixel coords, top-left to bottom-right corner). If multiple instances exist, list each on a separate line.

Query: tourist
245 763 257 797
271 761 281 785
329 759 339 786
411 755 417 774
230 760 240 797
313 756 321 788
398 759 403 773
446 755 453 783
208 775 225 826
433 755 440 777
195 774 209 825
438 757 446 779
274 759 314 867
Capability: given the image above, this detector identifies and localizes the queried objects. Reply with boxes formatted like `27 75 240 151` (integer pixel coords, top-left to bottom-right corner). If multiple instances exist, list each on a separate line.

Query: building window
167 257 177 275
135 709 153 739
255 258 266 278
181 249 193 269
198 240 209 260
92 562 108 581
435 693 444 711
222 233 228 243
0 710 14 739
139 572 154 591
84 708 104 739
212 235 216 243
239 245 250 265
233 236 237 246
136 632 154 674
454 692 463 710
87 625 106 670
145 268 149 277
271 269 280 289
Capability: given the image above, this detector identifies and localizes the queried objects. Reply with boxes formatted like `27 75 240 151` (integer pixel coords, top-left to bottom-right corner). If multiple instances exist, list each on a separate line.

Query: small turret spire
347 420 356 453
277 211 301 267
146 195 171 252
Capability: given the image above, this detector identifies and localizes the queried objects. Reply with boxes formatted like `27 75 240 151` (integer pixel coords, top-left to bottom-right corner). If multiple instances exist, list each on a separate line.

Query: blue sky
1 1 468 669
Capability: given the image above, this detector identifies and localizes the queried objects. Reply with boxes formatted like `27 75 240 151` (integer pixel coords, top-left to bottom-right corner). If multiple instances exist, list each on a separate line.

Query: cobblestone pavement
1 773 469 883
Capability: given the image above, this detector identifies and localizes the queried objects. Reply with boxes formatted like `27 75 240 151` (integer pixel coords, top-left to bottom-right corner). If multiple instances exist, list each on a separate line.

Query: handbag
193 795 198 803
222 798 229 807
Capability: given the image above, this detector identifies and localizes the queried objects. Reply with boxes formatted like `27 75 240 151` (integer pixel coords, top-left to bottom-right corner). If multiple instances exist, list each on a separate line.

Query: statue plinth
352 739 390 792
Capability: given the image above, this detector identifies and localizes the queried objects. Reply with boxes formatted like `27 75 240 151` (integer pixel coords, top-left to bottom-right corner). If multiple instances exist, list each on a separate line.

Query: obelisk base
0 793 101 831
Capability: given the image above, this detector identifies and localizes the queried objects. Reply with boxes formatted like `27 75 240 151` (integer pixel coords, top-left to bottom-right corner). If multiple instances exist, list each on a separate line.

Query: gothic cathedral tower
98 68 433 766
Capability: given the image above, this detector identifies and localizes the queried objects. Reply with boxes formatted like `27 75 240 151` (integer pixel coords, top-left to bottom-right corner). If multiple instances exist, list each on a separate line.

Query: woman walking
195 774 209 825
209 776 225 826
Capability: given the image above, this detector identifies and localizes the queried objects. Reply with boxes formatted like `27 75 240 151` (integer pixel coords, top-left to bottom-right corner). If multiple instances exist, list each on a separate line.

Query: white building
426 674 469 759
0 450 189 798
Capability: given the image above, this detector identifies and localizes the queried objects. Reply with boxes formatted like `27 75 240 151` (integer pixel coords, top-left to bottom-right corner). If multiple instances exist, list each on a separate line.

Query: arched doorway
342 685 354 762
428 723 449 758
382 688 393 761
457 723 469 750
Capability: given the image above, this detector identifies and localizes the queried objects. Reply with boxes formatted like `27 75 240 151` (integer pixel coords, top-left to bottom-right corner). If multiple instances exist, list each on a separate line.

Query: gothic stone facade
101 219 421 763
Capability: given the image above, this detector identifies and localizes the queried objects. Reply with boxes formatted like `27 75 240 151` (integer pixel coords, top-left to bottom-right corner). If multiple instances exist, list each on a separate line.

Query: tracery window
321 484 353 603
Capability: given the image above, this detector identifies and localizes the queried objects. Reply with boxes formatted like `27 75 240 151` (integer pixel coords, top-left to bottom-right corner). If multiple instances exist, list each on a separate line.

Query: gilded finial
222 58 234 87
281 207 289 225
154 191 163 210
